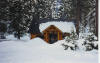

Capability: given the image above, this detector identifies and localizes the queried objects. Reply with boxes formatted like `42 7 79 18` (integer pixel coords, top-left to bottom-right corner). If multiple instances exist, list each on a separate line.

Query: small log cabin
42 25 63 43
29 20 76 44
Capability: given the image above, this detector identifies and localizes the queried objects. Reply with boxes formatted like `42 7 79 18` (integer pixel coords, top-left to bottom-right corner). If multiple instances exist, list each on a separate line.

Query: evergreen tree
61 0 97 34
62 0 77 19
77 0 96 34
8 0 36 39
0 0 9 38
62 31 78 50
0 0 9 21
9 1 24 39
82 33 98 51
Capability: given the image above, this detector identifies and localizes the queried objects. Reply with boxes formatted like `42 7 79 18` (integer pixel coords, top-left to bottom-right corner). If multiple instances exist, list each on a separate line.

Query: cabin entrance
49 32 58 44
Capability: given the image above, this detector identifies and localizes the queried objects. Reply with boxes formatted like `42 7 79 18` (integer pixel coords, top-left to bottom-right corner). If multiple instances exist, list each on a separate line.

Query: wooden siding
43 25 63 43
31 34 37 39
31 25 70 44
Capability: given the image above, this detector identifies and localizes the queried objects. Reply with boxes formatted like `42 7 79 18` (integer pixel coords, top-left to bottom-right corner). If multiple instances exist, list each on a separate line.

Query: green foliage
0 0 97 40
0 0 9 21
0 0 9 38
79 0 96 33
8 0 34 39
0 22 7 33
83 33 98 51
62 31 78 50
62 0 77 19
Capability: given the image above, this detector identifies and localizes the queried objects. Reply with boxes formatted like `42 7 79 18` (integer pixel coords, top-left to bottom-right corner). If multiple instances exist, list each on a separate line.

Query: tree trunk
96 0 98 40
18 31 20 40
76 0 81 35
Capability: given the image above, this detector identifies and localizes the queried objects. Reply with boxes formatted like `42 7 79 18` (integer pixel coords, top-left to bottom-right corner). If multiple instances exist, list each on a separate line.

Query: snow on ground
0 37 98 63
39 21 76 33
6 34 30 41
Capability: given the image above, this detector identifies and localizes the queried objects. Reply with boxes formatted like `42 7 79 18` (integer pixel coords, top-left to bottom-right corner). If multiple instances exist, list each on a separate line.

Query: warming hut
39 21 76 44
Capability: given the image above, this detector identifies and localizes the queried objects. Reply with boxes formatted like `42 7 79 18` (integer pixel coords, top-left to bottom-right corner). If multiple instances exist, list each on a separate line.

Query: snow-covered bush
82 33 98 51
62 31 78 50
62 31 98 51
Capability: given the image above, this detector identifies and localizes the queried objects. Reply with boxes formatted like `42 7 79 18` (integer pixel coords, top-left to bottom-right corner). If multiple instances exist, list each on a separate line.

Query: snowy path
0 38 98 63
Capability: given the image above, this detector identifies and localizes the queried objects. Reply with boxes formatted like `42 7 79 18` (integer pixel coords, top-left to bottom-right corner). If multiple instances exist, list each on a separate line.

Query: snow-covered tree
82 33 98 51
79 0 96 33
8 0 35 39
86 8 96 34
0 0 9 39
62 0 77 19
62 31 78 50
51 0 64 19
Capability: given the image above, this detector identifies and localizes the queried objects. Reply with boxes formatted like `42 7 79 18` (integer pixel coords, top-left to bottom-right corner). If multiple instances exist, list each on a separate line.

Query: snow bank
39 21 76 33
0 38 98 63
6 34 30 41
6 35 17 40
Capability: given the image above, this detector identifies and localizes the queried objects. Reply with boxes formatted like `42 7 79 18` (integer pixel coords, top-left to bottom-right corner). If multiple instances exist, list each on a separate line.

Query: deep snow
0 37 98 63
39 21 76 33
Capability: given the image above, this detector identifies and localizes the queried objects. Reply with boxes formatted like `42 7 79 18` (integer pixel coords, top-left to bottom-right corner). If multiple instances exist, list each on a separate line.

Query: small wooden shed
30 21 76 44
43 25 63 44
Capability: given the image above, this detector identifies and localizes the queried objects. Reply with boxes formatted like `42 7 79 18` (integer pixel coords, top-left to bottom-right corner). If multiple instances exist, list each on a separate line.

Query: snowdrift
0 38 98 63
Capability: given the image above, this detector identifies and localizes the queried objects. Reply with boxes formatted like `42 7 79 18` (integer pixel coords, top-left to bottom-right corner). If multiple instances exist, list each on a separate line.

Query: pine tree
62 0 77 19
9 1 23 39
0 0 9 38
0 0 9 21
8 0 37 39
82 33 98 51
78 0 96 33
62 31 78 50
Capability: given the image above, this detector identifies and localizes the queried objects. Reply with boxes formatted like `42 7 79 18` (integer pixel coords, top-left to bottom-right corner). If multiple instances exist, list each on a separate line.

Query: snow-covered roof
39 21 76 33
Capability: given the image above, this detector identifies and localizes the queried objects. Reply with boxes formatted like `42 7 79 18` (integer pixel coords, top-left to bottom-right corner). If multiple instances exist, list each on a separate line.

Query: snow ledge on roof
39 21 76 33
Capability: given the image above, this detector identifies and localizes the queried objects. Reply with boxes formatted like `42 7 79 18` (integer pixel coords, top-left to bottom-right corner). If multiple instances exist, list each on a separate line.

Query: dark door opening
49 32 57 44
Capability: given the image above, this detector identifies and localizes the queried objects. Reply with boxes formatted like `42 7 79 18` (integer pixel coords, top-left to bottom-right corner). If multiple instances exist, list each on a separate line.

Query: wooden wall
31 25 70 43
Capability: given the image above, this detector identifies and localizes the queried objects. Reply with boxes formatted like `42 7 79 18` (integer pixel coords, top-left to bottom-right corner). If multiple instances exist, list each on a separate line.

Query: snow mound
6 34 30 41
0 38 98 63
39 21 76 33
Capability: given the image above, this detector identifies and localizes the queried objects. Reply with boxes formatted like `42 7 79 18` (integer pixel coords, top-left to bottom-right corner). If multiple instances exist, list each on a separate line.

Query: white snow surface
39 21 76 33
6 34 30 41
0 37 98 63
